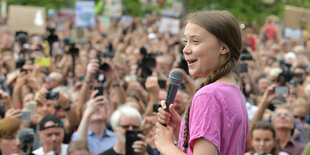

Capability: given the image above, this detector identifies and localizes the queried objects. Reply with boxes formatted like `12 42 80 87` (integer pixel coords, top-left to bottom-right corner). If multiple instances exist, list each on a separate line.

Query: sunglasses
119 124 140 130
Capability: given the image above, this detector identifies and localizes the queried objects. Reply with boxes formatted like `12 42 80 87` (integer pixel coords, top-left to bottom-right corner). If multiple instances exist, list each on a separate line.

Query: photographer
100 105 152 155
30 87 77 149
72 90 116 155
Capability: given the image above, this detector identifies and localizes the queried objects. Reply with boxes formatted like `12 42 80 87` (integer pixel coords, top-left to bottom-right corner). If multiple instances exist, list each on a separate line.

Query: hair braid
183 60 235 152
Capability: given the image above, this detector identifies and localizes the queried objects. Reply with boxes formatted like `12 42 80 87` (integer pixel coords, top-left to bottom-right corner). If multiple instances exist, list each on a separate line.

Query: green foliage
6 0 310 25
186 0 310 25
7 0 74 9
122 0 144 16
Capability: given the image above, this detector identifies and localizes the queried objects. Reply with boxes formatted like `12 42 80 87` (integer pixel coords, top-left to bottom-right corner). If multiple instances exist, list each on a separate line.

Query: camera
152 103 161 113
240 48 253 61
99 62 110 72
126 130 142 155
20 68 28 74
274 86 289 95
63 38 79 56
276 59 303 85
138 47 157 80
15 31 28 46
46 91 59 100
158 79 167 89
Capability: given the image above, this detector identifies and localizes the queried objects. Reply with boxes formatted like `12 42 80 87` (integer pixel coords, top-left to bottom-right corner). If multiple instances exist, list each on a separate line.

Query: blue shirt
71 129 117 155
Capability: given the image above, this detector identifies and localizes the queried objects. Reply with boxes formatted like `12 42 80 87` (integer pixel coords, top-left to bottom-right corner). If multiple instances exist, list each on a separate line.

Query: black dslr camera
240 48 253 61
63 38 79 56
46 91 59 100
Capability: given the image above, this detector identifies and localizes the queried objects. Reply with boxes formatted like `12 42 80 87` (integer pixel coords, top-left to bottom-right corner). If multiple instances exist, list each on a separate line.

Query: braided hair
182 10 242 152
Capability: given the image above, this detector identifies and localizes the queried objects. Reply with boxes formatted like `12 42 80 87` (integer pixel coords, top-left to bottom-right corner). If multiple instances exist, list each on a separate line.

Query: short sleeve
188 92 223 152
71 132 80 141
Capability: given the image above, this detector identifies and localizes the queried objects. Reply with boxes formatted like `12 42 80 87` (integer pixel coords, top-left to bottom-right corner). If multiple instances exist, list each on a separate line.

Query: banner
104 0 122 18
159 17 180 34
75 1 95 28
8 5 46 34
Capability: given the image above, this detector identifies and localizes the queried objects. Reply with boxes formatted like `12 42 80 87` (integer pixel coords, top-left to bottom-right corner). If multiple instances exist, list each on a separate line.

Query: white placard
75 1 95 28
159 17 180 34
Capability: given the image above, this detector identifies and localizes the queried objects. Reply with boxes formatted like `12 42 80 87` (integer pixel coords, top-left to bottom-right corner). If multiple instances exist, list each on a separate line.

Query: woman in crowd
0 117 22 155
245 121 289 155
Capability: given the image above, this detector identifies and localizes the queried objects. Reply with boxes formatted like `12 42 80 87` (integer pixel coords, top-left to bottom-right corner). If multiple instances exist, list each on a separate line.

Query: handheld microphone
165 69 183 113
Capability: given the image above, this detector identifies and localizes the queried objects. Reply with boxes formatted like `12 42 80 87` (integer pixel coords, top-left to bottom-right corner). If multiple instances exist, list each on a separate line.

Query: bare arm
12 73 27 109
144 76 160 116
77 92 104 142
249 84 277 136
77 59 99 120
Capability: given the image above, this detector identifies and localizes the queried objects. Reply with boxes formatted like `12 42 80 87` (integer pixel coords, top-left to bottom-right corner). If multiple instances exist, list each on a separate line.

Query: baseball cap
39 115 64 131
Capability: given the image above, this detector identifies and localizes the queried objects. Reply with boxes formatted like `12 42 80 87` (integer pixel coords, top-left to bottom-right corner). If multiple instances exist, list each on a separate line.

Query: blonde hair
291 97 310 112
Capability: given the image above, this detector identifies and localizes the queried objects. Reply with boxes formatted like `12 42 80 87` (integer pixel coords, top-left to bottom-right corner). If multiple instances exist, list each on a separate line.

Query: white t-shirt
33 143 68 155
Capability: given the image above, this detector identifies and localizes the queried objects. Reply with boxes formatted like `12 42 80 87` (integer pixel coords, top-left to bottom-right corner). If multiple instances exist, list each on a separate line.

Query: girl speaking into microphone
155 10 249 155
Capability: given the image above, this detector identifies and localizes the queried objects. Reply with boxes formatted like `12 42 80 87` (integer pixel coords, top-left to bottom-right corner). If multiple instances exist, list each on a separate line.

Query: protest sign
98 16 111 29
75 1 95 28
161 2 183 17
284 6 310 30
104 0 122 18
8 5 46 34
70 28 89 44
159 17 180 34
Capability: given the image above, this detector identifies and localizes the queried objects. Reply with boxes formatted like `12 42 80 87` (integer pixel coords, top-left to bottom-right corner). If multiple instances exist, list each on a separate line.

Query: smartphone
26 101 37 118
46 91 59 100
126 130 142 155
158 79 167 89
274 86 289 95
20 110 31 121
153 103 161 113
94 86 104 97
240 63 248 73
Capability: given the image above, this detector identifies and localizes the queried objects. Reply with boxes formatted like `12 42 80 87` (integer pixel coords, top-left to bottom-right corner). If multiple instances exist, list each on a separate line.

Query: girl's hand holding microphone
155 100 182 153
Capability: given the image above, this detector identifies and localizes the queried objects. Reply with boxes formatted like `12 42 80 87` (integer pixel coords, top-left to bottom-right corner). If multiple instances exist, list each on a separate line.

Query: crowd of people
0 8 310 155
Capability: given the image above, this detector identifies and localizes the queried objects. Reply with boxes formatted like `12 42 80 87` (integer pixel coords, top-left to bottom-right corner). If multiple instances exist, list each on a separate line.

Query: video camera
138 47 163 79
15 31 31 53
63 38 79 56
276 59 301 85
15 31 28 46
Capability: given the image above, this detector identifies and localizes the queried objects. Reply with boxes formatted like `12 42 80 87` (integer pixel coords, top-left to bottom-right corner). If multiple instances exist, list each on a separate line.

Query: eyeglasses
45 77 56 82
294 115 305 121
275 113 290 118
119 124 140 130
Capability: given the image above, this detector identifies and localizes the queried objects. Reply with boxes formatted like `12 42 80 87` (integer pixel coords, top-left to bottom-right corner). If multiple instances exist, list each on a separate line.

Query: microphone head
18 128 35 145
169 69 184 85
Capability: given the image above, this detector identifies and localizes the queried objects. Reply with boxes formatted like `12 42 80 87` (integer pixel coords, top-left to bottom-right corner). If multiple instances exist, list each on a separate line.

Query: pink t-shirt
177 82 249 155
